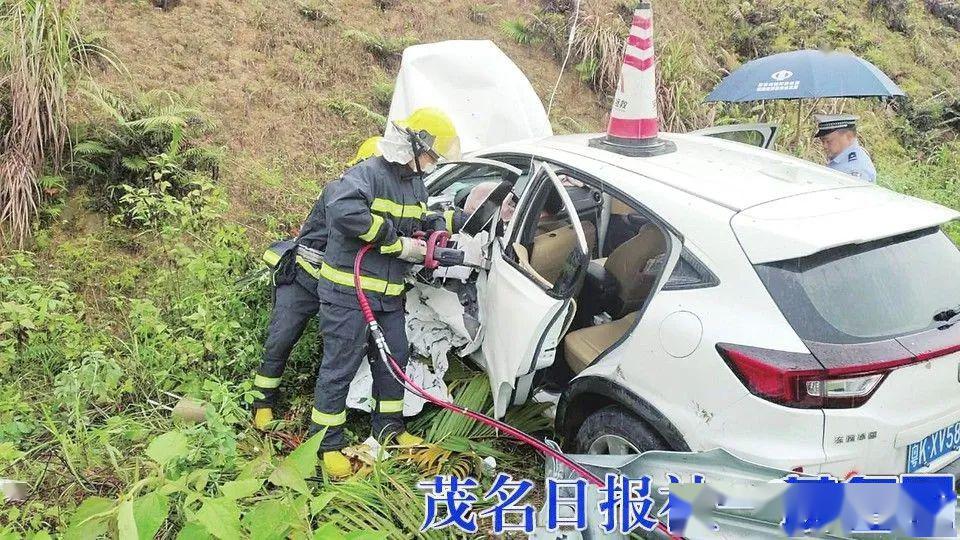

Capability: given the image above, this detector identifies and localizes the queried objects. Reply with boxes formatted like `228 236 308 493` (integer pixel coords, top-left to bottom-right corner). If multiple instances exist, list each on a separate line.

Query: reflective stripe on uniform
359 214 384 242
371 198 426 219
380 239 402 255
262 249 282 267
296 256 321 279
443 209 455 233
312 408 346 426
254 374 281 389
377 399 404 413
318 263 404 296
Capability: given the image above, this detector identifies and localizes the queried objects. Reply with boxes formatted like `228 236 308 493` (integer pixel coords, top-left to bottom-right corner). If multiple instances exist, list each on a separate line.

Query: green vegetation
71 88 224 228
0 0 114 246
3 0 960 537
343 30 416 67
500 17 541 45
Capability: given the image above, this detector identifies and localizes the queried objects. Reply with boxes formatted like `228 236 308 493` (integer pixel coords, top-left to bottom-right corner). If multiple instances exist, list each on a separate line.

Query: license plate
906 421 960 472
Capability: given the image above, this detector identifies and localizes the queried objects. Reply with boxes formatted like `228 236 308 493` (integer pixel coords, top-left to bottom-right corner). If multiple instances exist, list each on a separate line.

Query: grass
500 17 542 45
343 29 416 67
0 0 115 247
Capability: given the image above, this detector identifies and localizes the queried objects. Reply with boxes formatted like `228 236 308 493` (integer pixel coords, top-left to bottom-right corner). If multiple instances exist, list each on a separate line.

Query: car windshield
754 227 960 344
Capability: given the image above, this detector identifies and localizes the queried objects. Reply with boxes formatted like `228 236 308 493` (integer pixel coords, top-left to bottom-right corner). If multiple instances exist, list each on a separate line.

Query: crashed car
345 40 960 478
413 125 960 478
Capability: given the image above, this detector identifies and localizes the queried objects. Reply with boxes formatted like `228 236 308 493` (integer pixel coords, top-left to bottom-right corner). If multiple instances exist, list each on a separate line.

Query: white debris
1 479 28 502
347 286 468 415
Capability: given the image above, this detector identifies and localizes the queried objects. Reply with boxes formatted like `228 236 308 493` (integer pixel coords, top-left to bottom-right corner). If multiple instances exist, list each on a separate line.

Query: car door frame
692 122 780 149
481 160 591 417
482 152 689 404
424 157 523 208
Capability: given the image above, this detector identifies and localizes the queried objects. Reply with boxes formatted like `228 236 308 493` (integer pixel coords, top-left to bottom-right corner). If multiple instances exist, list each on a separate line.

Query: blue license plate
906 421 960 472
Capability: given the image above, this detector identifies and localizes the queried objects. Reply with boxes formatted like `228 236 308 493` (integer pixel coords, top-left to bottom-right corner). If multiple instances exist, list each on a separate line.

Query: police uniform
312 156 461 451
814 114 877 183
252 189 330 409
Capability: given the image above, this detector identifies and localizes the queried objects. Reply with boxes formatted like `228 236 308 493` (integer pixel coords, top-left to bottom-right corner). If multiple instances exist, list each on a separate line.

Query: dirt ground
80 0 605 235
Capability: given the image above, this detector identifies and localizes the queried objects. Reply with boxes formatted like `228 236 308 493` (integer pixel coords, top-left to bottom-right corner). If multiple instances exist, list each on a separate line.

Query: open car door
480 162 590 418
407 156 524 352
692 122 779 149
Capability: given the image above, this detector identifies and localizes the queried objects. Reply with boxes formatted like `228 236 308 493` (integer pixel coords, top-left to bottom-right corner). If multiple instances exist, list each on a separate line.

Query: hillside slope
80 0 604 234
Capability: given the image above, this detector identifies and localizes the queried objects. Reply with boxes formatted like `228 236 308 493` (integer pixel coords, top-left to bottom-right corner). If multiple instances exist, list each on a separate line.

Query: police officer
814 114 877 183
312 108 461 478
251 137 382 430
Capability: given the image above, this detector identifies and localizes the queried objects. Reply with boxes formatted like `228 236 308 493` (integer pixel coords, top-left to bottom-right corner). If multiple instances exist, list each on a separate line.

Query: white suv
413 125 960 477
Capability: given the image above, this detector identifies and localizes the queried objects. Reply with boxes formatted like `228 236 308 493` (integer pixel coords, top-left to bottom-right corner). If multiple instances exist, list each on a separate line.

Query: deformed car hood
387 40 552 153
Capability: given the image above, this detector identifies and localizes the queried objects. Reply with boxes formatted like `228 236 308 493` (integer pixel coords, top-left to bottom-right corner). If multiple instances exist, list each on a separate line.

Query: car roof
500 132 869 211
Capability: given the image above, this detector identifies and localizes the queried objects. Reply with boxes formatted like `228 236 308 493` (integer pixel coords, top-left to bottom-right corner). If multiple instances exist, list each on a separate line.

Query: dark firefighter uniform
312 155 462 451
252 137 386 421
252 188 331 410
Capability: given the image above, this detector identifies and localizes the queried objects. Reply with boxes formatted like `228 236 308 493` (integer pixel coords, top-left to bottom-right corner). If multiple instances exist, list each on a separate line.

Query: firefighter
251 137 382 430
312 108 461 478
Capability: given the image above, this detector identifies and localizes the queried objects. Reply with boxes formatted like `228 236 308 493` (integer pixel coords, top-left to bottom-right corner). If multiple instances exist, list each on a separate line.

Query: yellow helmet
394 107 461 161
349 136 381 166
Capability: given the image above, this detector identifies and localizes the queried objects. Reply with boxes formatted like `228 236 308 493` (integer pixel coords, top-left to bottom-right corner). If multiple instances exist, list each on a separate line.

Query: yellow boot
396 431 424 447
322 451 353 479
252 407 274 431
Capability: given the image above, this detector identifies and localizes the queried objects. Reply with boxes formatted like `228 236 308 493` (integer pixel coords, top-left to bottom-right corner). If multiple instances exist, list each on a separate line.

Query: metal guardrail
535 442 960 539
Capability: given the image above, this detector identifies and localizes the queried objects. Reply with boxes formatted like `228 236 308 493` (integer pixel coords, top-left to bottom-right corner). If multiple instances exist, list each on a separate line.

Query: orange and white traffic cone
590 1 676 157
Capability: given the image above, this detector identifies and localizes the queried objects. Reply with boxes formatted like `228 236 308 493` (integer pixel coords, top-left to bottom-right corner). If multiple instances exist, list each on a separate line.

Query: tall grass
0 0 114 247
565 0 626 96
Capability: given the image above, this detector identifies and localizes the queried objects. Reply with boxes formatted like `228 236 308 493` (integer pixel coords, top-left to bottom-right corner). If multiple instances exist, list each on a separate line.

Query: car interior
428 156 671 387
504 171 669 385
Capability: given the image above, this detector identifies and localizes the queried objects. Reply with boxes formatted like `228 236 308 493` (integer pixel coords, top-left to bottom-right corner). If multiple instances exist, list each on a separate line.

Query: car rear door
692 123 779 148
480 162 590 417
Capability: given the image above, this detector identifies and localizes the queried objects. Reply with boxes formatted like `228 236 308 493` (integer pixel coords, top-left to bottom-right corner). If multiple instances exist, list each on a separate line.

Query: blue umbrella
705 49 904 102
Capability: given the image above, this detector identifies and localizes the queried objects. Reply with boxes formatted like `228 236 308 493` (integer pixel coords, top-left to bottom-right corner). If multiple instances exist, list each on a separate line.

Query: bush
500 17 542 45
0 0 115 247
468 4 497 24
296 0 335 23
371 78 394 110
343 29 416 67
868 0 911 34
69 89 223 228
925 0 960 31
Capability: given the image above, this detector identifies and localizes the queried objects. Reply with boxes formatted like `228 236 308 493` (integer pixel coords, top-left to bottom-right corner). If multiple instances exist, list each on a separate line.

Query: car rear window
754 227 960 344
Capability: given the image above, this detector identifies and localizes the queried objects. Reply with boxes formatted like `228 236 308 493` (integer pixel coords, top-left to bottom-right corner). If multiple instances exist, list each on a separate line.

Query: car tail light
805 375 884 400
716 343 890 409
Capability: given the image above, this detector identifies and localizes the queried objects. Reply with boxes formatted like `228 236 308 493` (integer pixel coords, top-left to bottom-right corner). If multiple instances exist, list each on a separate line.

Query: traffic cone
589 1 676 157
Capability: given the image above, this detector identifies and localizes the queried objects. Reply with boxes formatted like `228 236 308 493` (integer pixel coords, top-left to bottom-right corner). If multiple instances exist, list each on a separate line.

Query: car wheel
573 405 669 455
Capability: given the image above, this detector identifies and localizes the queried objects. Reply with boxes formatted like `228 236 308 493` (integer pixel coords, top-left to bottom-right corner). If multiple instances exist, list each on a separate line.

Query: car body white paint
416 129 960 476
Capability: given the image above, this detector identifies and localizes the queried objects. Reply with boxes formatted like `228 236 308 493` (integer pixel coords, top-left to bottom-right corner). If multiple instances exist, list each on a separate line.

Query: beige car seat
562 224 666 372
602 224 665 318
563 312 638 373
529 221 597 284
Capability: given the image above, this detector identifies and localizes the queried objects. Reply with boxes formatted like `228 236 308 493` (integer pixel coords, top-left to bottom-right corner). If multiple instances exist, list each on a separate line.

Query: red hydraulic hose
352 244 679 539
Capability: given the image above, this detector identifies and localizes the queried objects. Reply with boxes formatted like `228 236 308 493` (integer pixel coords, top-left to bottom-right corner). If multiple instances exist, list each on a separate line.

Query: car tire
573 405 669 455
